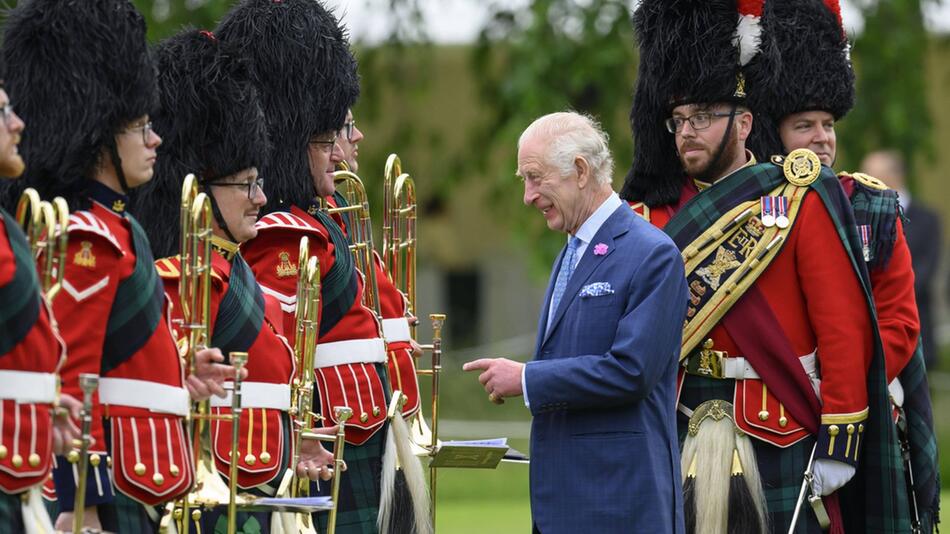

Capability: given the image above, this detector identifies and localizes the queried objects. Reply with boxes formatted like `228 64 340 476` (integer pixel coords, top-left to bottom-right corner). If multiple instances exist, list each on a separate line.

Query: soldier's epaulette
154 256 181 279
846 172 889 191
628 201 651 223
772 149 821 187
67 211 123 254
255 212 327 238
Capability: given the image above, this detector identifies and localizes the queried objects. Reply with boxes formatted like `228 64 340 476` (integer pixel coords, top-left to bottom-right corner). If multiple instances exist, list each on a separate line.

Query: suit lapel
542 206 630 346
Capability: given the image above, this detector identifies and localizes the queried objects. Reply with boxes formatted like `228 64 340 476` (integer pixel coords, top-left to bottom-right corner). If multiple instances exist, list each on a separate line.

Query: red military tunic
242 205 387 445
52 190 192 507
155 237 295 489
839 173 920 382
0 211 64 494
631 174 872 465
324 194 421 418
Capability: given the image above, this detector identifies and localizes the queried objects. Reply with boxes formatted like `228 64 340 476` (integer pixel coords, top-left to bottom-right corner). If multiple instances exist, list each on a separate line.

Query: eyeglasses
209 176 264 199
665 111 737 134
308 132 338 154
124 121 153 144
341 119 357 142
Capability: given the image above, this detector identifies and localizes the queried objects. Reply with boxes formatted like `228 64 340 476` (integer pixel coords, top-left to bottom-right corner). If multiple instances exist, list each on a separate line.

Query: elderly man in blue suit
464 111 688 533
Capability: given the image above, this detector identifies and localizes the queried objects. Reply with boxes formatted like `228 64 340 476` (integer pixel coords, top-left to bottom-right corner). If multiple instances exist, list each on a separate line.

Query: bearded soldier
620 1 905 532
0 60 82 533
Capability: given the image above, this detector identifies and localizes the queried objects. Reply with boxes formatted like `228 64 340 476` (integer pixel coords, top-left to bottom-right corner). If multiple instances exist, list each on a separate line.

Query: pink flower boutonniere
593 243 609 256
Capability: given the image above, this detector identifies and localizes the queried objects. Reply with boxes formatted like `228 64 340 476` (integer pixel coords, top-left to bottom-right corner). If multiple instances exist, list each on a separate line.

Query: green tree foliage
839 0 934 187
467 0 637 274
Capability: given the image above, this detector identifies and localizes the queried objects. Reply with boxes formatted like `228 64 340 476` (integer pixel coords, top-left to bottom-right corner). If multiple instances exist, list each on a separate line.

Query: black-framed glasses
341 119 357 142
209 176 264 199
308 132 339 154
665 111 737 134
124 121 153 144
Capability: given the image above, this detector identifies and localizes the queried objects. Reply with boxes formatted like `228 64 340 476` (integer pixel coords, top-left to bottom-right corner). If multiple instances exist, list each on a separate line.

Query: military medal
775 196 789 228
760 196 776 227
859 225 872 262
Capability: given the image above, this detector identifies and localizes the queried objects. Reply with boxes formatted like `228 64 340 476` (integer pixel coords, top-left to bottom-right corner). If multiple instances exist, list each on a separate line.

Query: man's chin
0 156 25 178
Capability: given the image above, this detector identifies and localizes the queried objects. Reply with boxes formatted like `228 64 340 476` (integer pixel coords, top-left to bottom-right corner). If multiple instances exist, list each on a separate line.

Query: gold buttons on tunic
134 462 147 476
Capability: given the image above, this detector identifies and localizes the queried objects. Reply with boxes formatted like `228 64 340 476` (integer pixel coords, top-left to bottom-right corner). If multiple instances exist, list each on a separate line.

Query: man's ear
574 156 591 189
737 110 754 143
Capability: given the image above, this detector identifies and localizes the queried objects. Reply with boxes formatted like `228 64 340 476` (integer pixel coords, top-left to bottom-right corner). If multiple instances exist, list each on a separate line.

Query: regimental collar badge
276 251 298 278
112 200 126 213
73 241 97 268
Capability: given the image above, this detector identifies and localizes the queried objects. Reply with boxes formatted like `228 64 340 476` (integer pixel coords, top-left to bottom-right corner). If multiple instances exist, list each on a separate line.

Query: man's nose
331 142 344 161
523 181 538 206
813 126 829 143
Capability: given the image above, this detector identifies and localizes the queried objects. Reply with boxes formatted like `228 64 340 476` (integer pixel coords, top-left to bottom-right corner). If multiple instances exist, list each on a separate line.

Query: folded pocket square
579 282 614 298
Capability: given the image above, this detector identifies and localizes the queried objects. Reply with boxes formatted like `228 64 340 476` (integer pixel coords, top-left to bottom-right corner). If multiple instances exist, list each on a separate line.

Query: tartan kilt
313 421 387 534
678 375 822 534
113 492 164 533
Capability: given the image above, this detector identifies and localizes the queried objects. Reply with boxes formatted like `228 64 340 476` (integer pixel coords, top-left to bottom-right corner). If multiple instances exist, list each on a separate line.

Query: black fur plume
2 0 157 211
216 0 360 214
130 29 270 258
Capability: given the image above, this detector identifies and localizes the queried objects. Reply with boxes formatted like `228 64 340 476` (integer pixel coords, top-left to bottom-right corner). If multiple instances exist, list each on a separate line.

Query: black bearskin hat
131 29 270 258
216 0 360 213
1 0 157 210
620 0 776 207
746 0 855 161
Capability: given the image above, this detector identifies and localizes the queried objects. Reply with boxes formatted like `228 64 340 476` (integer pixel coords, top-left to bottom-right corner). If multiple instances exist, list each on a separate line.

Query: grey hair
518 111 614 186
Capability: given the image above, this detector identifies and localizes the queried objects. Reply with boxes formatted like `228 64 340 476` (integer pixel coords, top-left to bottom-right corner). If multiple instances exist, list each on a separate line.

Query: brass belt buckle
697 339 726 379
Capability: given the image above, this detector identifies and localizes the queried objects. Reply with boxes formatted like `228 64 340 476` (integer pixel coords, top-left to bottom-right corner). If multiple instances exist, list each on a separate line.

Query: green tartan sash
211 253 265 357
101 215 165 374
0 209 42 356
312 209 358 337
664 158 910 532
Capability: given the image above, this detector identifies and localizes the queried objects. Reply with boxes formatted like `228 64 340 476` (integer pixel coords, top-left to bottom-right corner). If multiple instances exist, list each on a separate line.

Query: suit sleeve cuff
814 409 868 467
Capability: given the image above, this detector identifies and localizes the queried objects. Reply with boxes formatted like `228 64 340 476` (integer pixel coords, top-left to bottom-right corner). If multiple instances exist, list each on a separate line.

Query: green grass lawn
435 461 531 533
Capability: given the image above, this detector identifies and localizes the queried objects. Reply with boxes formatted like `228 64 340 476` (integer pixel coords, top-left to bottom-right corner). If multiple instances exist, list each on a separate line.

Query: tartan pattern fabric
663 162 786 249
849 180 900 270
101 214 165 374
0 209 42 356
113 492 163 533
312 209 359 337
678 375 822 533
0 491 26 533
899 341 940 532
211 253 265 356
313 422 387 534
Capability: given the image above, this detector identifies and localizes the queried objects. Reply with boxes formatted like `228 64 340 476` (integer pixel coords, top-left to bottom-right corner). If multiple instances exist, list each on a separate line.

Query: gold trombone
381 154 448 525
15 188 69 300
164 174 248 534
284 235 352 534
67 373 98 534
326 169 382 320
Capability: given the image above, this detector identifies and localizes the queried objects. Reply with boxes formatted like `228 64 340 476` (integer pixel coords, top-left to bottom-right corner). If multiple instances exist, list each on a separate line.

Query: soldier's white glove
811 459 855 496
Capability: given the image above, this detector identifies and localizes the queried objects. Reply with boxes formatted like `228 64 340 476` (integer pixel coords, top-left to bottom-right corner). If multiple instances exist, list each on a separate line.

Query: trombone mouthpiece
78 374 99 393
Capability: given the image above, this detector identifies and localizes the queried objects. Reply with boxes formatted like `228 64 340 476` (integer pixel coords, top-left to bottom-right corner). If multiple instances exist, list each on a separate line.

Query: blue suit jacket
524 204 687 534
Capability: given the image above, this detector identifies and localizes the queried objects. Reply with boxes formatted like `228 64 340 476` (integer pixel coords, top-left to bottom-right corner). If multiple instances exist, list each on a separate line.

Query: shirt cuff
522 362 530 408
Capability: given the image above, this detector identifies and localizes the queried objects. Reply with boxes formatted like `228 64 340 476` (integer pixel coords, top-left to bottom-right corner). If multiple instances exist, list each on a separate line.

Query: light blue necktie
549 236 581 319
